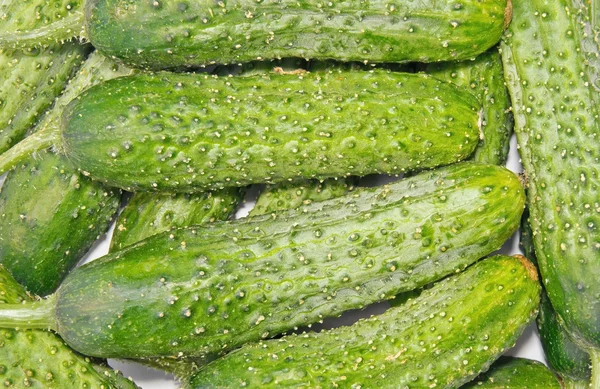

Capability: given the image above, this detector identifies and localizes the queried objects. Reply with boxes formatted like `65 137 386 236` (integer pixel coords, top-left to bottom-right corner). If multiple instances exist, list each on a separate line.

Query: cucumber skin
0 150 121 296
425 49 513 165
0 266 139 389
85 0 508 70
187 255 540 389
53 163 524 360
461 357 561 389
501 0 600 349
110 188 245 251
0 0 85 49
62 70 481 193
0 42 88 155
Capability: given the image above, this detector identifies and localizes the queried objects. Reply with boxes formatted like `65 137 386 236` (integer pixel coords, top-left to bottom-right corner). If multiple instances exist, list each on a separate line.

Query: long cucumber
461 357 561 389
0 163 524 361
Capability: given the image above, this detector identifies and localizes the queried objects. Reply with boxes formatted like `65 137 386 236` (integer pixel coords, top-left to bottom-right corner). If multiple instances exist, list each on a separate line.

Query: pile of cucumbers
0 0 597 387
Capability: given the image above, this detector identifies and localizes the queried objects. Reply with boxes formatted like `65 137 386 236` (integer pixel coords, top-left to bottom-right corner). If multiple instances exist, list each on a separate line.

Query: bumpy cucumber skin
110 188 244 251
501 0 600 350
425 49 513 165
0 0 85 49
85 0 508 70
0 150 121 296
461 357 561 389
187 255 540 389
0 266 139 389
62 70 480 193
249 178 355 216
52 163 524 360
0 42 88 154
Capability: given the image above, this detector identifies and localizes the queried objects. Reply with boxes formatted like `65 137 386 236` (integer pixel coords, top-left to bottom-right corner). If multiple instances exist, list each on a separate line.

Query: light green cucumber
0 265 139 389
0 163 524 361
0 0 86 49
425 48 513 165
461 357 561 389
55 70 480 192
85 0 510 70
186 255 540 388
110 188 245 251
0 42 88 155
501 0 600 382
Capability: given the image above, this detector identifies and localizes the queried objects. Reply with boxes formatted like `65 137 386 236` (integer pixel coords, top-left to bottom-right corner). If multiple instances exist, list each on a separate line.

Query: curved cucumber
187 255 540 388
111 188 244 251
0 42 88 155
501 0 600 375
0 265 139 389
61 70 481 192
0 163 524 360
0 0 86 49
461 357 561 389
425 48 513 165
85 0 510 70
0 149 121 296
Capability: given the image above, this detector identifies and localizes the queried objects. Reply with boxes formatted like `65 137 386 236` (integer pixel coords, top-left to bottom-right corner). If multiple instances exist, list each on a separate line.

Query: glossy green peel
187 255 540 388
461 357 561 389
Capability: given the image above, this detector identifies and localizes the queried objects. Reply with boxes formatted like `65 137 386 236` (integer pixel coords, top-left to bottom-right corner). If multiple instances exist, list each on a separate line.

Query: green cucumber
0 0 86 49
248 178 355 216
0 149 121 296
186 255 540 388
461 357 561 389
501 0 600 380
0 162 524 361
0 265 139 389
110 188 245 251
0 42 88 155
56 70 481 193
85 0 510 70
424 48 513 165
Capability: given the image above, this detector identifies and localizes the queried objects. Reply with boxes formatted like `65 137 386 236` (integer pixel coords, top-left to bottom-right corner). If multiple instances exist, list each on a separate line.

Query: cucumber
56 70 481 193
248 178 355 216
110 188 245 251
501 0 600 380
0 0 86 49
0 149 121 296
424 48 513 165
461 357 561 389
0 42 88 155
186 255 540 388
85 0 510 70
0 163 525 361
0 265 139 389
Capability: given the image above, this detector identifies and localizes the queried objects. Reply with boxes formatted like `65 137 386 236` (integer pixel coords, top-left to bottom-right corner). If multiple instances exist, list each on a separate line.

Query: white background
73 134 546 387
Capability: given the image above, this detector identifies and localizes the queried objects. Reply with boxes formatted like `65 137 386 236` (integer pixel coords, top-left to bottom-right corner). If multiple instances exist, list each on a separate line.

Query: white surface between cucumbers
77 134 546 388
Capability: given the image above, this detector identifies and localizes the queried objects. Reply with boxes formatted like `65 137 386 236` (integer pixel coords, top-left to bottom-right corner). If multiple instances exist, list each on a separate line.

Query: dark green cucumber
501 0 600 379
248 178 355 216
186 255 540 388
425 48 513 165
0 42 88 155
110 188 244 251
85 0 510 70
0 149 121 296
59 70 481 192
461 357 561 389
0 0 86 49
0 163 524 360
0 265 139 389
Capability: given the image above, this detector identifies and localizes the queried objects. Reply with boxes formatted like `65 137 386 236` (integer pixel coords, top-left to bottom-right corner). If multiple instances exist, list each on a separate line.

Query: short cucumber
424 48 513 165
0 265 139 389
111 188 245 251
85 0 510 70
461 357 561 389
0 163 525 361
57 70 481 192
0 42 88 155
186 255 540 388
